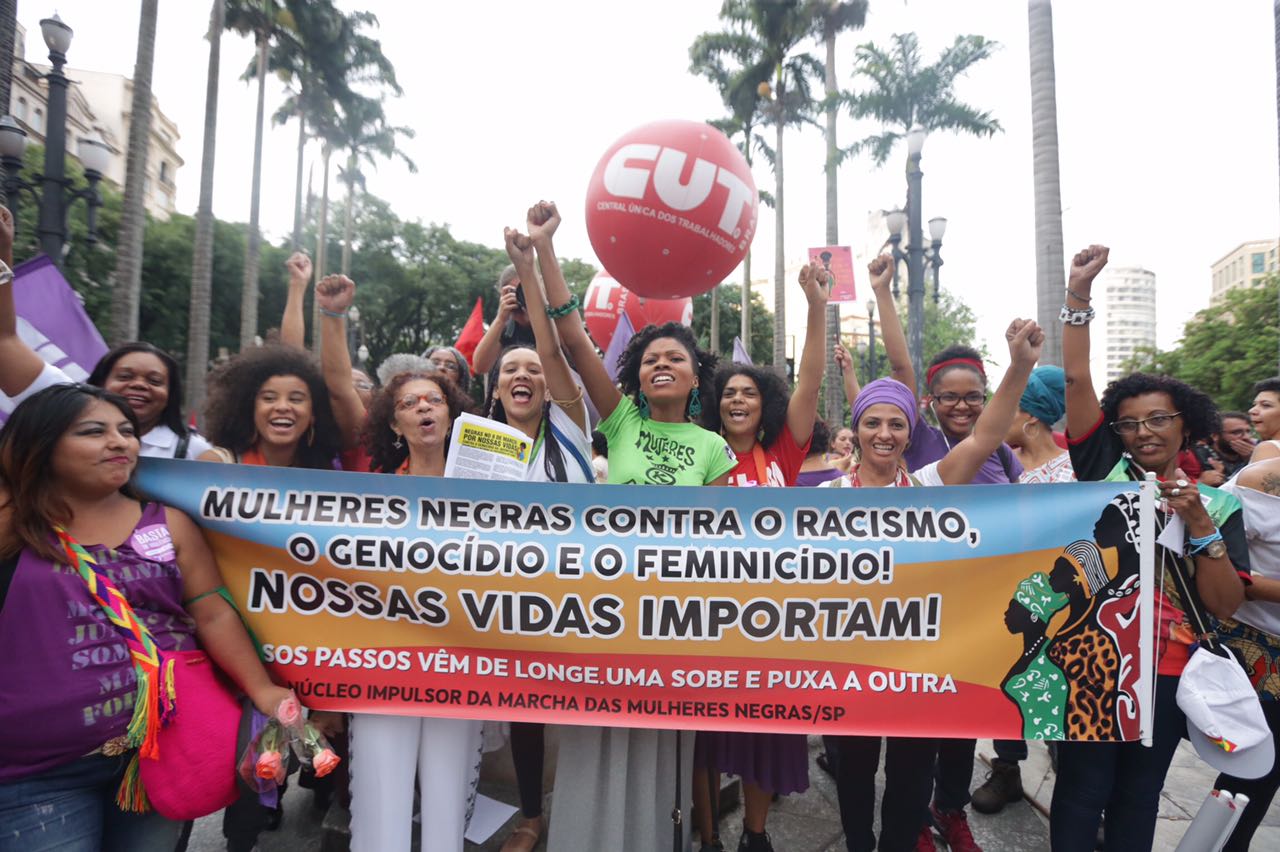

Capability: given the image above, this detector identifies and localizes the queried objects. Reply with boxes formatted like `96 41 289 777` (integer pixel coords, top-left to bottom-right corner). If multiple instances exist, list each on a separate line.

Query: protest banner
137 459 1155 742
808 245 856 302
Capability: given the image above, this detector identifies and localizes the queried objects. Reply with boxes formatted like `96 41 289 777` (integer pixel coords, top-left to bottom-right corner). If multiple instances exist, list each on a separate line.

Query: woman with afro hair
689 258 829 851
1055 244 1251 852
516 200 734 852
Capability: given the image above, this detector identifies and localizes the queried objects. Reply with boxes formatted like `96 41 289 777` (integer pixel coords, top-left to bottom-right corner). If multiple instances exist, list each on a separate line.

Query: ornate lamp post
882 126 948 393
0 15 106 268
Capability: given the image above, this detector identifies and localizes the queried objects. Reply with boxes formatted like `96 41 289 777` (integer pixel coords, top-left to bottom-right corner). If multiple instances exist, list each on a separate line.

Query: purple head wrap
851 378 917 438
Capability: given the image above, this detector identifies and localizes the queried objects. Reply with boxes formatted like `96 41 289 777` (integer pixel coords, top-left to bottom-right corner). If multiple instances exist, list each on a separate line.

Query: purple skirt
693 731 810 796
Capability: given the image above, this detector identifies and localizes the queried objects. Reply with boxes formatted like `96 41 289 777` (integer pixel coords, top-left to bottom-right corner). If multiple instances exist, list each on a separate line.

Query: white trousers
348 712 483 852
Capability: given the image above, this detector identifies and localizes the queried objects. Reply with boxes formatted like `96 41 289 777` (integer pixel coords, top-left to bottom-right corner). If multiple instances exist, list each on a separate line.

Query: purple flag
733 336 753 365
1 255 108 419
602 311 635 383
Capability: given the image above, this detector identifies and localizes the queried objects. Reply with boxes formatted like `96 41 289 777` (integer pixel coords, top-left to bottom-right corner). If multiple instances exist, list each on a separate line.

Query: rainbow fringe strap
55 526 177 812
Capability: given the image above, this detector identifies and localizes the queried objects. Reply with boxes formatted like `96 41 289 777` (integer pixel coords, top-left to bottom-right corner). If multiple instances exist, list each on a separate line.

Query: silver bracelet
1059 304 1095 325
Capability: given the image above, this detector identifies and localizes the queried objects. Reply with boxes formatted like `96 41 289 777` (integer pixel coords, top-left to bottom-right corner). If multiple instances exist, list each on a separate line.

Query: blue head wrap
1020 365 1066 426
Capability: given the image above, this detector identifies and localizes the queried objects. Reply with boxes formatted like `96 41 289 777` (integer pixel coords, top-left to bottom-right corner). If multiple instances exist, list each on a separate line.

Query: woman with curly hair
1056 244 1251 852
0 207 214 461
334 342 481 851
519 200 734 852
689 258 829 851
0 384 291 851
203 345 342 470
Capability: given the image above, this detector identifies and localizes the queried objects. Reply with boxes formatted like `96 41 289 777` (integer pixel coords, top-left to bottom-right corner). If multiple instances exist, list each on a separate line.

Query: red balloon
583 271 692 352
585 119 758 299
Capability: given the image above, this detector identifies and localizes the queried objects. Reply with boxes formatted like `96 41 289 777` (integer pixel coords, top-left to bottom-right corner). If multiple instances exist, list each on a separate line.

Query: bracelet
550 385 585 406
1059 304 1095 326
1066 288 1092 303
319 307 349 319
0 260 11 286
1188 531 1224 555
546 295 581 319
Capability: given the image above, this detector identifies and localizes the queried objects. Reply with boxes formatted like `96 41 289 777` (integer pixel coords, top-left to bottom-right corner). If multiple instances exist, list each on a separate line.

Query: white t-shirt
1224 476 1280 637
524 404 593 484
818 462 942 487
10 361 212 459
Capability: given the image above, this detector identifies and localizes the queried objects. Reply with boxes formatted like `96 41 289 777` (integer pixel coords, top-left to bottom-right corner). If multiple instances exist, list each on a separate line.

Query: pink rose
275 694 302 728
256 750 285 784
312 748 341 779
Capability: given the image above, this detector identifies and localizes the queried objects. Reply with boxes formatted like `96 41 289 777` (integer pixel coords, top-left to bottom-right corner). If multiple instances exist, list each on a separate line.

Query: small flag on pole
732 336 753 366
603 312 635 383
454 298 486 368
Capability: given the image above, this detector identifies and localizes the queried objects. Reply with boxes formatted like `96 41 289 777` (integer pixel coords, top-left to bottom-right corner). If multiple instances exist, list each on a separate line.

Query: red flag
454 297 486 368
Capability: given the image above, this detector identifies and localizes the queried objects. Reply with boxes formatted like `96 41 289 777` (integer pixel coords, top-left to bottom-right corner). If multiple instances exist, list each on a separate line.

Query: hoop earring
687 386 702 419
637 392 650 420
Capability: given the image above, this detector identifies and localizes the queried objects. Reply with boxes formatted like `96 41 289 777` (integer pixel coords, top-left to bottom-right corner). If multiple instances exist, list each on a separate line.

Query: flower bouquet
237 695 341 806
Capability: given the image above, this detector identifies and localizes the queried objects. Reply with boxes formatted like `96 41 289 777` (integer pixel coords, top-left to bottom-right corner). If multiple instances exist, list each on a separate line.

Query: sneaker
931 805 982 852
970 758 1024 815
737 828 774 852
915 825 938 852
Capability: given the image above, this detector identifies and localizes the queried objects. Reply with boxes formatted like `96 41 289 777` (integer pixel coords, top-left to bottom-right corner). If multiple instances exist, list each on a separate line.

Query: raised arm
1062 245 1109 439
833 342 861 411
504 226 587 430
788 260 830 445
937 319 1043 485
0 206 47 396
315 274 366 450
279 252 312 350
866 255 914 395
528 201 622 419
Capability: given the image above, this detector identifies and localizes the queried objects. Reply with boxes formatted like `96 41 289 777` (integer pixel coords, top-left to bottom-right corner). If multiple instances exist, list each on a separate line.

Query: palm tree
108 0 159 345
840 32 1002 165
721 0 822 375
1028 0 1065 366
1274 1 1280 369
690 17 773 354
227 0 288 349
815 0 866 423
334 97 416 275
185 0 225 414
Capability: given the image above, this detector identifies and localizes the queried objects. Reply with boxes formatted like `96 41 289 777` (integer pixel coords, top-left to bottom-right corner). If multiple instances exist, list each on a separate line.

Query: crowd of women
1 198 1278 852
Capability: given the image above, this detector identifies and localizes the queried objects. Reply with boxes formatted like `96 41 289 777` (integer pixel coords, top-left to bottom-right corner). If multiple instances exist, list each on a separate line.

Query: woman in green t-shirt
512 200 732 852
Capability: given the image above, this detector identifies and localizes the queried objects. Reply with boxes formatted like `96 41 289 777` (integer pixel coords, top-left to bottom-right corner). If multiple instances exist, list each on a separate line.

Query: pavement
185 735 1279 851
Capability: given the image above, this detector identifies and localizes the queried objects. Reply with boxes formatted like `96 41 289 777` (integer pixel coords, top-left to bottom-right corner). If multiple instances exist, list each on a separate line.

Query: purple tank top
795 467 844 487
0 503 197 782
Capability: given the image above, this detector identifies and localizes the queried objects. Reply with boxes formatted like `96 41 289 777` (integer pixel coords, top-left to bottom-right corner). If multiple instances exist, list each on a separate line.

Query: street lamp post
866 298 877 381
883 126 947 395
0 15 105 268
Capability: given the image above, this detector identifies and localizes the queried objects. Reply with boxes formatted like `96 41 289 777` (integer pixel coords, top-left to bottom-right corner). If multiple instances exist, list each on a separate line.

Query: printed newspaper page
444 412 533 480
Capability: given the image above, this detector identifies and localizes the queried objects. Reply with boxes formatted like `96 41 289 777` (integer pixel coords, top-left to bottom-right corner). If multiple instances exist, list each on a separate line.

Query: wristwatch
1199 539 1227 559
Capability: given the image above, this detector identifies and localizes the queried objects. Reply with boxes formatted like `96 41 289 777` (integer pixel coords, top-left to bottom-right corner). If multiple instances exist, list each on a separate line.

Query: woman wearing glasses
1057 245 1250 851
309 273 482 851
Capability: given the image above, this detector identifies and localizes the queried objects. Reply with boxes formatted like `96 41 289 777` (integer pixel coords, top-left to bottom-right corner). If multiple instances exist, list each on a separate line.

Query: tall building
1097 266 1157 384
7 23 182 218
1210 239 1279 305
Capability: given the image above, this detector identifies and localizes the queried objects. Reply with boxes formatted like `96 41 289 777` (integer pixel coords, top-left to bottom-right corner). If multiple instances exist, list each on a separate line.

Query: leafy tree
1123 277 1280 411
691 282 775 365
840 32 1002 166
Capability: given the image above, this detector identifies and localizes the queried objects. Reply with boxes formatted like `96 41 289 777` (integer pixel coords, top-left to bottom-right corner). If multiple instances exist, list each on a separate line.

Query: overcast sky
20 1 1279 366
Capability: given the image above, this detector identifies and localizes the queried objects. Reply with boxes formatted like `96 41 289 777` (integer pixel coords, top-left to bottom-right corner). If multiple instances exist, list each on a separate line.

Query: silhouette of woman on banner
1001 572 1070 738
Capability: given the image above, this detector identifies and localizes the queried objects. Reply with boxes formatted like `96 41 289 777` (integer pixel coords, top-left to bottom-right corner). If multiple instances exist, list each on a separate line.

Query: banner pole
1139 474 1157 747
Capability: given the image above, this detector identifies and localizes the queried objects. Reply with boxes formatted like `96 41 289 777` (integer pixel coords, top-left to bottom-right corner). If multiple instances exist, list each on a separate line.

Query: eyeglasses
935 392 985 407
396 392 445 411
1110 412 1181 435
354 380 374 391
430 359 460 375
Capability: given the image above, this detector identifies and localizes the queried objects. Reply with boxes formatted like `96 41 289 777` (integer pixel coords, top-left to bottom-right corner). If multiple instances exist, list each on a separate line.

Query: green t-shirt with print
599 395 736 486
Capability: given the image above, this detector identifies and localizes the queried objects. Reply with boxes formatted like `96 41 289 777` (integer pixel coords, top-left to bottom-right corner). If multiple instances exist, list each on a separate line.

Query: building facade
1097 266 1157 384
1210 239 1279 306
7 23 182 218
